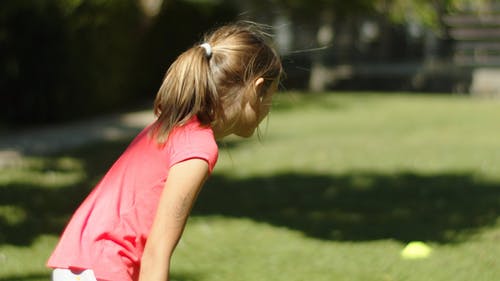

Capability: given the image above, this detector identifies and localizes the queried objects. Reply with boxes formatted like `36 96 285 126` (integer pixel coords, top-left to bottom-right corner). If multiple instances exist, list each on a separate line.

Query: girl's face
233 79 278 138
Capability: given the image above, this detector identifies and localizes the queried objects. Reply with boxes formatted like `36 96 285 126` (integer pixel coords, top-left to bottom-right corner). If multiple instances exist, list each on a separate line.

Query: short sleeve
168 120 218 173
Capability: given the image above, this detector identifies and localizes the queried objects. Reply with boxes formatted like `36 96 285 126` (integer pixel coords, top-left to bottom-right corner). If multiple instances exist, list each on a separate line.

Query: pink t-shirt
47 117 218 281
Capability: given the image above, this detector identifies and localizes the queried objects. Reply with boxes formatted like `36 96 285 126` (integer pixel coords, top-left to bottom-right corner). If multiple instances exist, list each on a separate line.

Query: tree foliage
0 0 236 127
266 0 496 28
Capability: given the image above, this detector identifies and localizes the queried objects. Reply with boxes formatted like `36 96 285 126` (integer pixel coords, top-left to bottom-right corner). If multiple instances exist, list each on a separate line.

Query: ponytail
152 44 219 143
151 22 283 143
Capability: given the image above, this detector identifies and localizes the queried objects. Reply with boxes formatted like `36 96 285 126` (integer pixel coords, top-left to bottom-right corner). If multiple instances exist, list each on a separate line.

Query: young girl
47 22 282 281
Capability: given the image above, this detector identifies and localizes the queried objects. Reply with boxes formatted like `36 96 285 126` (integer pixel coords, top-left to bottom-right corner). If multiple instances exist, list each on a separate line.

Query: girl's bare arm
139 158 210 281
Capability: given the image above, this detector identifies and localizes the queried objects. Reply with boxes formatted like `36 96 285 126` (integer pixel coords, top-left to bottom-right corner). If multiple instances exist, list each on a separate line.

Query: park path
0 110 155 167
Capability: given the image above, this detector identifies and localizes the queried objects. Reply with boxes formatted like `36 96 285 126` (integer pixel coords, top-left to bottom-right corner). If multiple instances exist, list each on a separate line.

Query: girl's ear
254 77 265 94
252 77 265 103
255 77 264 87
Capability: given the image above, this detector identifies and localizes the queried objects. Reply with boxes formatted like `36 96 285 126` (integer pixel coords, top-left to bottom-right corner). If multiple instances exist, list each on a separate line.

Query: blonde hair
151 22 283 143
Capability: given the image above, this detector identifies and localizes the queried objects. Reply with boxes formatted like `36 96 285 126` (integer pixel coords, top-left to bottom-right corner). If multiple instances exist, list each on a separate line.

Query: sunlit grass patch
1 92 499 281
0 156 85 189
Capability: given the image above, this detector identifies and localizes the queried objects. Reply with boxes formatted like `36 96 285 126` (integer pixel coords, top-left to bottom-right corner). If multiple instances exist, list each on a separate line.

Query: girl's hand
138 159 210 281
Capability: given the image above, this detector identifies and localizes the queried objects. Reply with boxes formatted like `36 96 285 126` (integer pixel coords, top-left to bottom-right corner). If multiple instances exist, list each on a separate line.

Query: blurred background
1 2 500 281
1 0 500 129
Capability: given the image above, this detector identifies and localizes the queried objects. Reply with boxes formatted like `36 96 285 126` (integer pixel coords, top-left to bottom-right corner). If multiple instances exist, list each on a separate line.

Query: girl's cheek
259 97 273 120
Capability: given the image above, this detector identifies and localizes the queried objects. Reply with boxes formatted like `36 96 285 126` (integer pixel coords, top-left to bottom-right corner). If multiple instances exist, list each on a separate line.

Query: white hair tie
200 43 212 58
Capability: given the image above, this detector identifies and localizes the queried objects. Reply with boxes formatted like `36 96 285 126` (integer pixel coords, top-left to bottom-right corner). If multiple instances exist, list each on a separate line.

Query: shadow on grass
1 140 499 247
196 172 499 243
0 140 130 246
0 273 50 281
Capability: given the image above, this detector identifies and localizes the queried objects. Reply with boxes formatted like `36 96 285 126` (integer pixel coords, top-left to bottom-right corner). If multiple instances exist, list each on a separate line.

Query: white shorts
52 268 98 281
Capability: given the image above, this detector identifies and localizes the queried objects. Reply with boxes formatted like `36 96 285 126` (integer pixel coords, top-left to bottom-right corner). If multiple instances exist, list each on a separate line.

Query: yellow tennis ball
401 241 432 259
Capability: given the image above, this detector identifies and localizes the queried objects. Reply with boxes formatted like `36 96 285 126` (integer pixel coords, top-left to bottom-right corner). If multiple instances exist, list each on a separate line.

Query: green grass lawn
1 92 499 281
